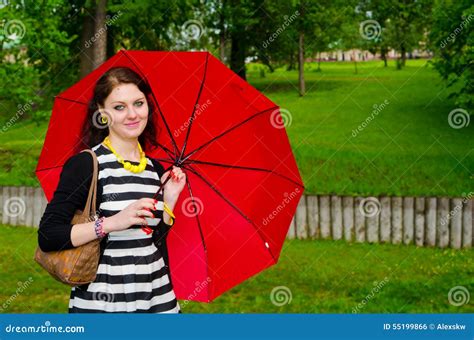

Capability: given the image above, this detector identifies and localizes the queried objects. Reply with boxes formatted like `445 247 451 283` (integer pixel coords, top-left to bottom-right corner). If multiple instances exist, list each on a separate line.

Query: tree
227 0 261 80
384 0 432 69
0 0 75 121
429 0 473 110
357 0 394 67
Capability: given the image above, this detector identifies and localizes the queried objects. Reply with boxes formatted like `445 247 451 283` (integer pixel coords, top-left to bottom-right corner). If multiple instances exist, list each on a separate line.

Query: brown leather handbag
34 149 101 286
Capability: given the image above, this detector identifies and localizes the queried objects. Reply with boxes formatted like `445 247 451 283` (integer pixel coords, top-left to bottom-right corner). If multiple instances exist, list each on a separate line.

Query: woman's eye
134 101 144 107
114 105 125 111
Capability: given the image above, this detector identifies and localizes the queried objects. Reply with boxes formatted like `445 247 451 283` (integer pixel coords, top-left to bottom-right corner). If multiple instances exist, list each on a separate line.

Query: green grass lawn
0 59 472 196
0 224 472 313
246 59 472 197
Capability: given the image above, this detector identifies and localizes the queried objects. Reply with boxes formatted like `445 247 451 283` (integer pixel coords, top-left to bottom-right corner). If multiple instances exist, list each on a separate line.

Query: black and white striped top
92 142 166 240
68 143 181 313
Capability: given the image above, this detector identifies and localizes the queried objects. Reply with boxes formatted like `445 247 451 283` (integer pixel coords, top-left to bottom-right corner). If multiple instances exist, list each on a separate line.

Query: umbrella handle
152 164 175 200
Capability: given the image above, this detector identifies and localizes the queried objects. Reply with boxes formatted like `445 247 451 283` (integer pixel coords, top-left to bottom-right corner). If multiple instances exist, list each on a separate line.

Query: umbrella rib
146 163 175 200
185 159 304 189
121 50 180 159
184 176 208 253
55 96 88 106
184 175 211 302
178 52 210 161
181 105 278 163
152 160 211 299
156 144 176 160
181 164 277 262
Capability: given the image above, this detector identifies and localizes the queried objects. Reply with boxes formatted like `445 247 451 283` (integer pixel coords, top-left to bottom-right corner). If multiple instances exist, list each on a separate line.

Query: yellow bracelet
163 201 175 225
163 201 175 219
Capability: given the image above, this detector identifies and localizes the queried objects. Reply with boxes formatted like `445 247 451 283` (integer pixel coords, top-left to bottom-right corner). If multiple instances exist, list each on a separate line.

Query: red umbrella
36 50 304 302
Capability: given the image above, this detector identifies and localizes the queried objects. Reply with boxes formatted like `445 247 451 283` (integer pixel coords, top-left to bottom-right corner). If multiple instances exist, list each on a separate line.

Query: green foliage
429 0 474 110
107 0 196 51
31 109 51 126
0 0 76 118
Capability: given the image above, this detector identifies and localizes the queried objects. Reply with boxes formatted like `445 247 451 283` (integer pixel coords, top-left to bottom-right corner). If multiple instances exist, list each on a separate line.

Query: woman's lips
125 121 140 128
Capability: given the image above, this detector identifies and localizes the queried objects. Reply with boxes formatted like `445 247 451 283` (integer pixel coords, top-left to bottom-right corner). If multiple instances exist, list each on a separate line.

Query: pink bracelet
94 216 107 238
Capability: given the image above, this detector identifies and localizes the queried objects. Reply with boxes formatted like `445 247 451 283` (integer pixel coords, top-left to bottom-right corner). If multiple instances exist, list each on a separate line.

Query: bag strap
80 149 98 218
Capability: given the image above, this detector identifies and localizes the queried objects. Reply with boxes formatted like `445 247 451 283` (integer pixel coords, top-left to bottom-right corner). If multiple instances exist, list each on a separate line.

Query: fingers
136 198 156 211
135 209 154 218
131 217 149 226
169 166 186 182
162 166 186 183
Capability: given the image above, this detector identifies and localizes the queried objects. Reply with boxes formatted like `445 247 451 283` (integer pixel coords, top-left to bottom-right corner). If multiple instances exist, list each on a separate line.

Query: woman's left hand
161 165 186 203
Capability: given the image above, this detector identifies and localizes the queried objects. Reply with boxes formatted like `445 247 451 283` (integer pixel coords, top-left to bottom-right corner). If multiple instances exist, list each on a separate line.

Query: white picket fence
288 195 473 249
1 186 472 249
1 186 48 229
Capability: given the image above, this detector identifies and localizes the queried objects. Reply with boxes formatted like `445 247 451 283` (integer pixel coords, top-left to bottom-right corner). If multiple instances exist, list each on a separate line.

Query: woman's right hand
103 197 156 233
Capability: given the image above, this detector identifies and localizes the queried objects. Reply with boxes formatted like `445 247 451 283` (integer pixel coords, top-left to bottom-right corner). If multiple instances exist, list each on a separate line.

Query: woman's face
100 83 149 140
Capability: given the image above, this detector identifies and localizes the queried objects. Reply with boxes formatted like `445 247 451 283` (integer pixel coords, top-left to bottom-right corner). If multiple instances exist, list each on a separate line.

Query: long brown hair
79 67 159 153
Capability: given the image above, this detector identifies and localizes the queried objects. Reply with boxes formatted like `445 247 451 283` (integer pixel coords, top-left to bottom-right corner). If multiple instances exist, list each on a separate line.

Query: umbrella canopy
36 50 304 302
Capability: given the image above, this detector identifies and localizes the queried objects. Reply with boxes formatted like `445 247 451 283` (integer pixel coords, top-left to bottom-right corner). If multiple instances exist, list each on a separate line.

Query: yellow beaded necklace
102 136 147 173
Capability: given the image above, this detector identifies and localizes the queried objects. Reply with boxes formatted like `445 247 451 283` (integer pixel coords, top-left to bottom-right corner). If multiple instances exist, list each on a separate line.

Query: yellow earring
101 115 108 124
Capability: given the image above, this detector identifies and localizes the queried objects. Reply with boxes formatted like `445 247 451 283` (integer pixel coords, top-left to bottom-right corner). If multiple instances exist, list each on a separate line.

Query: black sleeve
150 157 174 236
38 151 94 252
149 157 177 272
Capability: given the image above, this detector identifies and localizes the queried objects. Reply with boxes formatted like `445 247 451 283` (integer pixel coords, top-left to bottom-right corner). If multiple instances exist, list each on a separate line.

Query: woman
38 67 186 313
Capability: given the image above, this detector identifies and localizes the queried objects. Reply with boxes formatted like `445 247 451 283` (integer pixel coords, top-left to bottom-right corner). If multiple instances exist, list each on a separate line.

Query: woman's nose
127 105 139 118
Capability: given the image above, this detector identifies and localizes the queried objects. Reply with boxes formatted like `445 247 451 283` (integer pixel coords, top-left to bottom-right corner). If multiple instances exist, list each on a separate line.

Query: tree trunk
261 55 274 73
317 51 322 72
219 32 226 62
381 47 388 67
92 0 108 70
352 50 358 74
218 1 226 62
79 5 95 78
287 52 296 71
230 32 246 80
298 31 305 97
401 43 406 67
396 50 402 70
106 19 115 59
